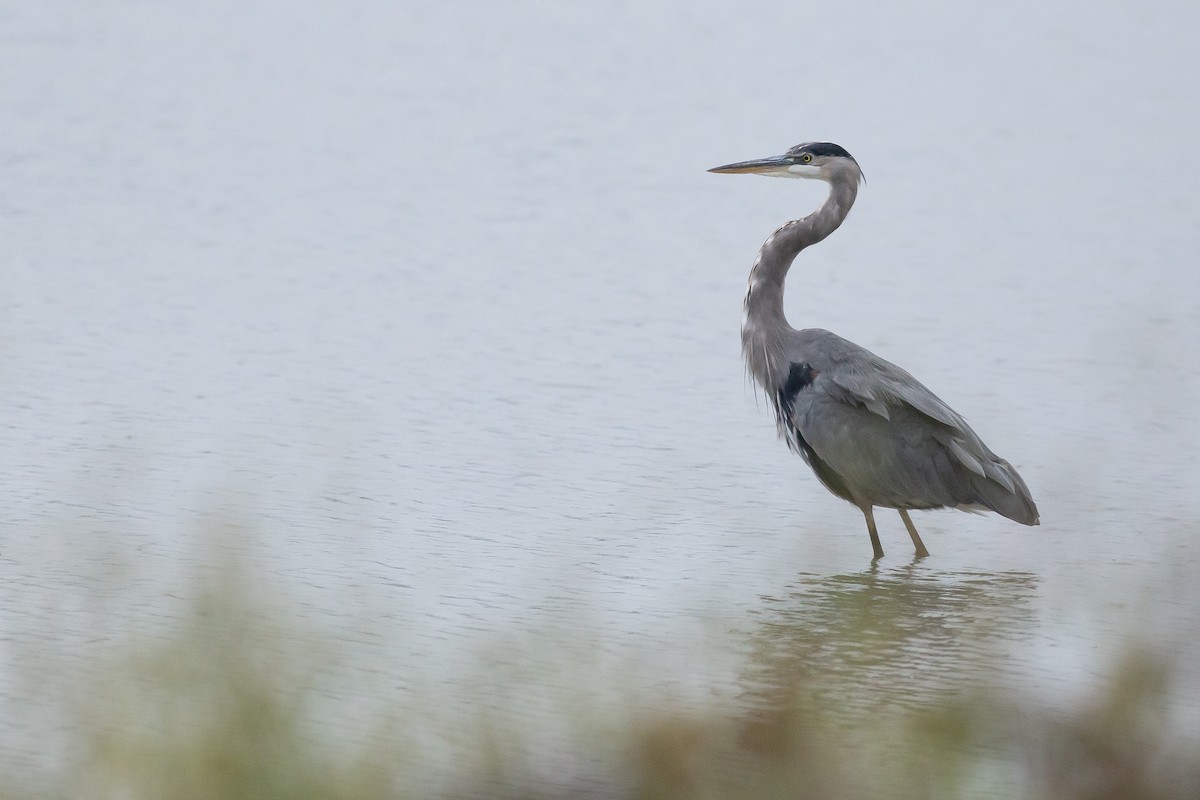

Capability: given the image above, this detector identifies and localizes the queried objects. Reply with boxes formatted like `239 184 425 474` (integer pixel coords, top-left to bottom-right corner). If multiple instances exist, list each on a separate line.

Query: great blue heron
709 141 1038 559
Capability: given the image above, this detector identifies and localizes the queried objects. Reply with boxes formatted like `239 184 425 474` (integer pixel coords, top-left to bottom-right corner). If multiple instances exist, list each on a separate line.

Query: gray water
3 0 1200 783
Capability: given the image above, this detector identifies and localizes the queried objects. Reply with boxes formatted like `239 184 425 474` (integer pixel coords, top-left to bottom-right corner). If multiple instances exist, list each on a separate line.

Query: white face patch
785 163 822 179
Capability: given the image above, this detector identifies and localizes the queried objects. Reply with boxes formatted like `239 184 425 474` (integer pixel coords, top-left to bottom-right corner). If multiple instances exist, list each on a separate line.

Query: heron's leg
862 507 884 560
898 510 930 558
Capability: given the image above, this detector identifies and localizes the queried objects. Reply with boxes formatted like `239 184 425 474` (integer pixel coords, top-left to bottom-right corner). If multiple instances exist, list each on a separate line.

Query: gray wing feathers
824 354 971 433
946 438 987 478
789 332 1039 526
966 455 1039 524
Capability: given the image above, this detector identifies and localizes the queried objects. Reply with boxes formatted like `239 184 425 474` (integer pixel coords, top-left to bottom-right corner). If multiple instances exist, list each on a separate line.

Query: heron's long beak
707 155 792 176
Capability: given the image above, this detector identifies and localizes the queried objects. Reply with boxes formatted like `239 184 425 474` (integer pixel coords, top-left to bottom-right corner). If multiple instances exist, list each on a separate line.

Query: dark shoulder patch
776 362 817 418
782 362 816 397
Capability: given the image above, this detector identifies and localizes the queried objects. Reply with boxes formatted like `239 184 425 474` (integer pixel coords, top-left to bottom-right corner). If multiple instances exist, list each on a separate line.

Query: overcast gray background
3 0 1199 782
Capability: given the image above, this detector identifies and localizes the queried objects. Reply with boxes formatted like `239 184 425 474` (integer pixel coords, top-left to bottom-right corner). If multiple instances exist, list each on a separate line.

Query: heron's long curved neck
742 176 858 388
744 178 857 330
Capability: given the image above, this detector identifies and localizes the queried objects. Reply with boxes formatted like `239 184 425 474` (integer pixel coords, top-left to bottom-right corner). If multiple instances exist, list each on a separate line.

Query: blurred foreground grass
12 538 1200 800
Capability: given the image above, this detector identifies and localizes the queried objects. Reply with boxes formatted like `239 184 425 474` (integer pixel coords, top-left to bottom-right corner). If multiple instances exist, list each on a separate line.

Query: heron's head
708 141 862 185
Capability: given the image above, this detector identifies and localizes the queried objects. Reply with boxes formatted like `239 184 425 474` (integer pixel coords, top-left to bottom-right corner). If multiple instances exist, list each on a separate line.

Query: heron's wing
790 385 972 510
820 350 1013 460
787 346 1038 522
824 355 967 430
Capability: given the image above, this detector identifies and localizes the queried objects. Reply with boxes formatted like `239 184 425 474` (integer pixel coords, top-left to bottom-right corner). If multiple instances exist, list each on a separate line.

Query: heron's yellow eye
800 153 813 164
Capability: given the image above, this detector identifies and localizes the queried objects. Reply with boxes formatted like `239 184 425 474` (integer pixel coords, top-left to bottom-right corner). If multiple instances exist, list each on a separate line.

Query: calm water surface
3 0 1200 781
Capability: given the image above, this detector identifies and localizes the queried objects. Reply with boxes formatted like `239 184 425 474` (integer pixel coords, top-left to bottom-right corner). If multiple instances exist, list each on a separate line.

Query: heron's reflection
741 564 1038 719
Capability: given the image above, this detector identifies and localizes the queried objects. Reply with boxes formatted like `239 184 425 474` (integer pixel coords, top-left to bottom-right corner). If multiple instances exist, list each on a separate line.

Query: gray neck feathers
741 177 858 393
